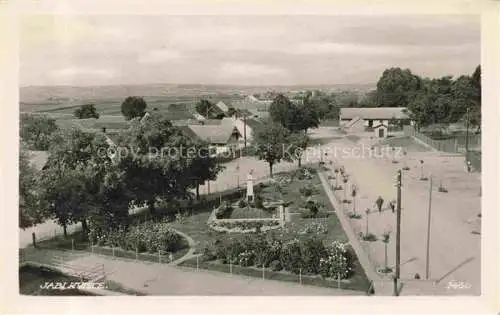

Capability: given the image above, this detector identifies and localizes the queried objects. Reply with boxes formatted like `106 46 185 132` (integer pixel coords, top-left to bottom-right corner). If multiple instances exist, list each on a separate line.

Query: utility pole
394 169 402 296
465 107 470 167
243 101 247 148
425 173 433 280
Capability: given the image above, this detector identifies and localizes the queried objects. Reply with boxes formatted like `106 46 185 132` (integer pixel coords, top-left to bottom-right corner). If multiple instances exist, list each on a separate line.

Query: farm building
182 119 242 155
340 107 412 137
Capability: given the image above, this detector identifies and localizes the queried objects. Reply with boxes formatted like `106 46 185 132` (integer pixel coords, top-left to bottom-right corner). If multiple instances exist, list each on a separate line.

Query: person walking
376 196 384 214
389 201 395 213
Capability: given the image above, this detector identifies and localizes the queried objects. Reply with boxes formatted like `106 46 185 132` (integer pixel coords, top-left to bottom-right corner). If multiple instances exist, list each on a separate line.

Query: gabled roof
245 118 264 131
373 123 388 129
215 101 231 113
340 107 410 120
187 124 241 144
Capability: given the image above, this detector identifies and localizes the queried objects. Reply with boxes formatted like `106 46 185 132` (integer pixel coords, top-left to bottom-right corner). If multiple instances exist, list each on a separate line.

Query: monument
246 169 254 202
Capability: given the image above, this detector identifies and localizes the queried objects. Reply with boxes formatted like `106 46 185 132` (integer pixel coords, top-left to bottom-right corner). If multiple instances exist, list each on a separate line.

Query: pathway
22 248 364 296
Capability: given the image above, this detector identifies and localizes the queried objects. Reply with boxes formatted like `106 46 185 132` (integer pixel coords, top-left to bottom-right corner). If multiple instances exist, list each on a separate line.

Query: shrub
301 238 327 274
215 201 233 219
319 241 354 279
238 199 247 208
269 260 283 271
253 194 264 209
238 250 256 267
202 246 217 261
299 184 318 197
298 221 328 235
280 239 303 274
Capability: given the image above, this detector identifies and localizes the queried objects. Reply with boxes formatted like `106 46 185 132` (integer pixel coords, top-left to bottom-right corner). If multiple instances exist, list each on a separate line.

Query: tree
186 142 224 200
252 122 292 177
118 113 200 215
74 104 100 119
121 96 147 120
293 98 320 133
19 150 49 230
41 127 126 236
269 94 294 128
196 99 217 118
288 132 310 167
20 114 59 150
375 67 422 107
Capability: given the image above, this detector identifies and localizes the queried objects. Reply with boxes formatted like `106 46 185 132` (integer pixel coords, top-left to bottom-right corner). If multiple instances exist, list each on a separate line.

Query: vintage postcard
2 0 499 314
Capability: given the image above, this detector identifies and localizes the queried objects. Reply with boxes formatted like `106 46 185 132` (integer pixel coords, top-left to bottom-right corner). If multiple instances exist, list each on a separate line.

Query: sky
20 15 480 87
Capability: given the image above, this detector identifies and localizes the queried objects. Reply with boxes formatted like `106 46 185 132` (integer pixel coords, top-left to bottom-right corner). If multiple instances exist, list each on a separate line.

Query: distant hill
20 83 375 103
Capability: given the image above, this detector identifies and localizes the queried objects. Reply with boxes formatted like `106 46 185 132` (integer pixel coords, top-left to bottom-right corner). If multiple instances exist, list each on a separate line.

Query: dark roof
245 118 264 131
340 107 410 120
187 123 241 144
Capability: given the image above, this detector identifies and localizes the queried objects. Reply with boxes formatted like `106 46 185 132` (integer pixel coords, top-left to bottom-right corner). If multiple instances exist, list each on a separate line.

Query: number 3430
446 281 471 289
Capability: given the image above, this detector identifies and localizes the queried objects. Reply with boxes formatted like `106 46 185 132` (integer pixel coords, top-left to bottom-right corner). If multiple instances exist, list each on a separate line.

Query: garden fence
403 126 481 153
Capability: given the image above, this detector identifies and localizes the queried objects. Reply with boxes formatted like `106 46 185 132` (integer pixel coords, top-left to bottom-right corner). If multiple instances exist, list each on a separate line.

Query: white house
340 107 412 137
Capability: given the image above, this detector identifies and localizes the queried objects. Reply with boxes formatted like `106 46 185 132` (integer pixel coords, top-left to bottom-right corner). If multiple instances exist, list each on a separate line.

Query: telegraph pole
425 173 433 280
394 170 402 296
243 101 247 148
465 107 470 169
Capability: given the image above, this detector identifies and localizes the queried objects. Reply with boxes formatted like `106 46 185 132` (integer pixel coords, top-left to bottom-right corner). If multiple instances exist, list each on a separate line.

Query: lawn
229 206 275 219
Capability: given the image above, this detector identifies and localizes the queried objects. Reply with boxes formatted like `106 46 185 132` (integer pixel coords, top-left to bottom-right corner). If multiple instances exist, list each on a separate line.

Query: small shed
373 122 388 138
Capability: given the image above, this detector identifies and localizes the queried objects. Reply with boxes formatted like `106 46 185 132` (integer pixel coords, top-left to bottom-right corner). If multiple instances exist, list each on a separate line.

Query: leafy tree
40 128 126 235
20 114 59 150
195 99 223 119
375 67 422 107
186 142 224 200
19 150 49 230
118 113 200 215
121 96 147 120
269 94 294 128
252 122 292 177
74 104 100 119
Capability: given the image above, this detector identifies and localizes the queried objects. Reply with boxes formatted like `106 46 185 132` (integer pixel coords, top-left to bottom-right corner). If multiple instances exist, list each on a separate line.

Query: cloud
137 49 182 64
219 62 288 78
291 41 477 56
49 67 116 79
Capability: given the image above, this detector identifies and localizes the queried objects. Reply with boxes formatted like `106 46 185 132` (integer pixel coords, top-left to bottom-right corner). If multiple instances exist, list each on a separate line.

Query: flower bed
91 221 187 254
208 219 281 233
201 233 355 280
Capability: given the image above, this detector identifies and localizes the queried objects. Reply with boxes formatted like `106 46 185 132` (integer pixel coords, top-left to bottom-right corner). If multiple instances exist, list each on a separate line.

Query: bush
280 239 303 274
269 260 283 271
299 184 318 197
238 250 256 267
215 201 233 219
100 222 184 254
202 246 217 261
253 194 264 209
238 199 247 208
301 238 327 274
319 241 354 279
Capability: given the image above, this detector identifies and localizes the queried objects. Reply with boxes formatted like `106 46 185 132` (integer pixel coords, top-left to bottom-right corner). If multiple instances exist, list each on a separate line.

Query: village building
339 107 412 138
182 119 242 155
